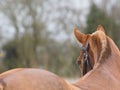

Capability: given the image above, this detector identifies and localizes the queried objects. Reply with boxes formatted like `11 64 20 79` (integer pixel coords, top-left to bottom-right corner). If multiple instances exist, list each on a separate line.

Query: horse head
74 25 111 76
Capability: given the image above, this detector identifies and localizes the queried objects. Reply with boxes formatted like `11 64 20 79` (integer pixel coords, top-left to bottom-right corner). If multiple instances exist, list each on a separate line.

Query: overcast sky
0 0 90 40
0 0 117 44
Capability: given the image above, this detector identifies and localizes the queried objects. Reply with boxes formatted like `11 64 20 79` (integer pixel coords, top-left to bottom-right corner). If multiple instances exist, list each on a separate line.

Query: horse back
0 68 74 90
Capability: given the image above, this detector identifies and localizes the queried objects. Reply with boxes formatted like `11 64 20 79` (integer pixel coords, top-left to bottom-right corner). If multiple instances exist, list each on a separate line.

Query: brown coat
0 68 80 90
74 25 120 90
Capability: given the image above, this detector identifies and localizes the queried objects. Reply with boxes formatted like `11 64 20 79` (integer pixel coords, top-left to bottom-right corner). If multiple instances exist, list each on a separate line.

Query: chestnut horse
74 25 120 89
0 25 120 90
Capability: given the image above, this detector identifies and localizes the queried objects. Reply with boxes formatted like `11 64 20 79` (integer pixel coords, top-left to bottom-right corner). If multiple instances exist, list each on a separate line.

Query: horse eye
84 53 86 57
77 60 81 65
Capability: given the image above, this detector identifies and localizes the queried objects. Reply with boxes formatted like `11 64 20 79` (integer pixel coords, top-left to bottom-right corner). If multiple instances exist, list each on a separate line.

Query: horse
0 68 80 90
76 39 93 76
0 25 120 90
74 25 120 90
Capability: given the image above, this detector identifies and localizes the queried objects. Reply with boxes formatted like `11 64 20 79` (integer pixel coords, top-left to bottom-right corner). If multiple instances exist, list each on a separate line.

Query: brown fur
99 37 111 63
74 25 120 90
77 28 112 75
0 68 80 90
89 34 111 64
74 35 120 90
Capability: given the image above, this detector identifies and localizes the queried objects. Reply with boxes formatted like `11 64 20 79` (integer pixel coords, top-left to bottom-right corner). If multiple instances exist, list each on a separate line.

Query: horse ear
74 27 87 44
97 25 105 33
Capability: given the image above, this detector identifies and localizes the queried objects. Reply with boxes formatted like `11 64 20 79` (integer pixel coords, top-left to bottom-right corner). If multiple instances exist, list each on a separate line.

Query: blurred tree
0 0 83 77
85 3 118 40
3 40 20 69
110 0 120 48
0 0 47 68
41 0 84 76
85 3 107 33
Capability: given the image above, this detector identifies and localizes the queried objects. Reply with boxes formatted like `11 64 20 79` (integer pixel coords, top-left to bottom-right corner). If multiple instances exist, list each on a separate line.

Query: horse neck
75 39 120 88
74 38 120 89
91 36 120 79
100 37 120 76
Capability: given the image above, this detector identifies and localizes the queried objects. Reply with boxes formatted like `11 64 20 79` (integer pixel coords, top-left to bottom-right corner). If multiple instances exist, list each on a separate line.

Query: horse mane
98 36 111 64
98 35 120 64
90 31 112 64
